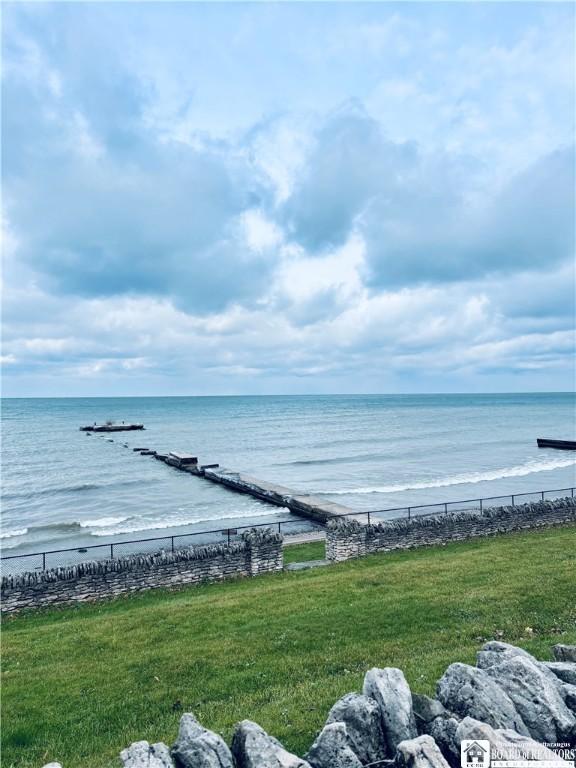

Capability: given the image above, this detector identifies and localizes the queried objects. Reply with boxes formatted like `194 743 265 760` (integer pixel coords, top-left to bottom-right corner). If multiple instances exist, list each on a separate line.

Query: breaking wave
323 456 576 495
89 507 286 537
0 528 28 540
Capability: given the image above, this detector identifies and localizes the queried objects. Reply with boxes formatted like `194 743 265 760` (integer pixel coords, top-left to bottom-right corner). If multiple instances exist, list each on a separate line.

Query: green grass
282 540 325 564
2 525 575 768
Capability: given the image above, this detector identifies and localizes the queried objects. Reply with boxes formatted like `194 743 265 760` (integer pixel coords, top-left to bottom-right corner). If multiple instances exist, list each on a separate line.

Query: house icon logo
461 740 491 768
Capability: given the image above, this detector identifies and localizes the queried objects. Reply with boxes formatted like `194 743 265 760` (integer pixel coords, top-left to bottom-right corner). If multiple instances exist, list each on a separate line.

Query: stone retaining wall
326 497 576 562
1 529 283 614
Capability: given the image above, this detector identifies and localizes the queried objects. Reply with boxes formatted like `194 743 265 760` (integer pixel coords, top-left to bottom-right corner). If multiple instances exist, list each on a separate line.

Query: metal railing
1 486 574 574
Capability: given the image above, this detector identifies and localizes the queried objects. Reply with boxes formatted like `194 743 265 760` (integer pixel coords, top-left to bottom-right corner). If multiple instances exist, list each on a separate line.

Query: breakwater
325 496 576 562
144 449 364 524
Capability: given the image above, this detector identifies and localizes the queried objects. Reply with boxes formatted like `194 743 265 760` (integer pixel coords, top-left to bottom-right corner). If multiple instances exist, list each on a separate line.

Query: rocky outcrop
363 667 417 754
543 662 576 686
305 722 362 768
171 713 234 768
412 694 449 730
325 692 386 765
120 741 175 768
231 720 311 768
476 640 537 669
395 735 451 768
484 656 576 743
436 663 528 734
427 717 460 767
554 645 576 662
563 684 576 713
105 640 576 768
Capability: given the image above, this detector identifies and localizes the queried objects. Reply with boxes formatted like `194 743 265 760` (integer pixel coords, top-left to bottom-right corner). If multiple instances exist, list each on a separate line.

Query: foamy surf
89 507 287 537
0 528 28 540
323 456 576 495
79 516 130 529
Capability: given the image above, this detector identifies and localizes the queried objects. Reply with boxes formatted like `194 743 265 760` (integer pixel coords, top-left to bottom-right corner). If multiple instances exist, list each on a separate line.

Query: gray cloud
3 15 275 315
363 145 575 288
281 106 574 288
281 104 418 251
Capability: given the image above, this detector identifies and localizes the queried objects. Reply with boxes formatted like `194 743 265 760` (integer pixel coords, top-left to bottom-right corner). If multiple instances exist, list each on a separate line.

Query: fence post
511 495 515 506
227 529 231 545
444 503 448 515
42 552 46 570
479 498 483 512
542 491 545 501
110 543 114 558
171 536 175 552
407 507 411 520
367 511 371 525
278 522 281 534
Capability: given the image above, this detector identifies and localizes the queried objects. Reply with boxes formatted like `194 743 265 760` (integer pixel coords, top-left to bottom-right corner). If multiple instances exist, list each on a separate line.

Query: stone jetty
139 448 364 525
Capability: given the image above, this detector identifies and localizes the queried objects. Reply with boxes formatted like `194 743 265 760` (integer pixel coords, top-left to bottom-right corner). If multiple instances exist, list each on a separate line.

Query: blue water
1 394 575 560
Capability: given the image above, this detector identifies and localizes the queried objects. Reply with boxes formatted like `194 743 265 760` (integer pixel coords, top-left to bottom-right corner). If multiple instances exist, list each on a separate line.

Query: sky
1 1 575 397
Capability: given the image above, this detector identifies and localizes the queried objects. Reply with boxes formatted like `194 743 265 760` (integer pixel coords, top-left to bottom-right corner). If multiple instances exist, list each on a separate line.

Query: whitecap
90 508 283 537
0 527 28 539
79 516 130 528
322 456 576 495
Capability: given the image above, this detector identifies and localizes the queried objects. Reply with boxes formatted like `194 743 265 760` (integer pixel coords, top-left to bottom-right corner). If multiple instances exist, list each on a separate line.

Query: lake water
2 394 575 566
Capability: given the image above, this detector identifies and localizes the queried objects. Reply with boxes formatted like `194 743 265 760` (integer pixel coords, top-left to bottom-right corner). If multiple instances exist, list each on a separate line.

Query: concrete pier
201 466 365 523
144 449 365 525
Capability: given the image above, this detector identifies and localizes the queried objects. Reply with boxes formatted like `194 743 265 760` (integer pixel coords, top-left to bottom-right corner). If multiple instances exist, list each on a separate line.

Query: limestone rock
120 741 175 768
305 722 362 768
476 641 537 670
485 656 576 743
542 662 576 686
232 720 311 768
395 735 451 768
554 645 576 663
171 712 234 768
326 692 387 765
456 717 573 765
563 684 576 714
363 667 417 754
436 663 528 734
427 717 460 768
412 695 448 726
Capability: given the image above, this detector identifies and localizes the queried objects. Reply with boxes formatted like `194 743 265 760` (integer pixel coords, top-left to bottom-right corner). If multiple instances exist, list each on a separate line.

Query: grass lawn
2 525 575 768
283 539 325 564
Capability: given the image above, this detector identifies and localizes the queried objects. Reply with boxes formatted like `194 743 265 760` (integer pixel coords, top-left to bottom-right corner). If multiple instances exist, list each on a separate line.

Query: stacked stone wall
326 497 576 562
1 529 283 614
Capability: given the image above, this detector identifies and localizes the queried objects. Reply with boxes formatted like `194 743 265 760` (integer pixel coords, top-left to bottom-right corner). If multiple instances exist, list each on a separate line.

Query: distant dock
81 423 145 433
537 438 576 450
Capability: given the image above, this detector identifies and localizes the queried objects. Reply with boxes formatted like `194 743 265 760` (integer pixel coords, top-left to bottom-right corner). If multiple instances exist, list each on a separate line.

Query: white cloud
2 2 574 395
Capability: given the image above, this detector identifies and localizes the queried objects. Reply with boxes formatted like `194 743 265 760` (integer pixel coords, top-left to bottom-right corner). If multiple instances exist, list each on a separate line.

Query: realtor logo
461 740 491 768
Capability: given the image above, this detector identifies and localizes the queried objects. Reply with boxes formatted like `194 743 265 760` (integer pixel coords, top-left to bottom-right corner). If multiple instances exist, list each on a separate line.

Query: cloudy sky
2 1 575 397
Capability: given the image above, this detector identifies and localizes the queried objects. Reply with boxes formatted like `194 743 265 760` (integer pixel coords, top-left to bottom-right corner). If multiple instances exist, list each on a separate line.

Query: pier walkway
200 466 366 524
